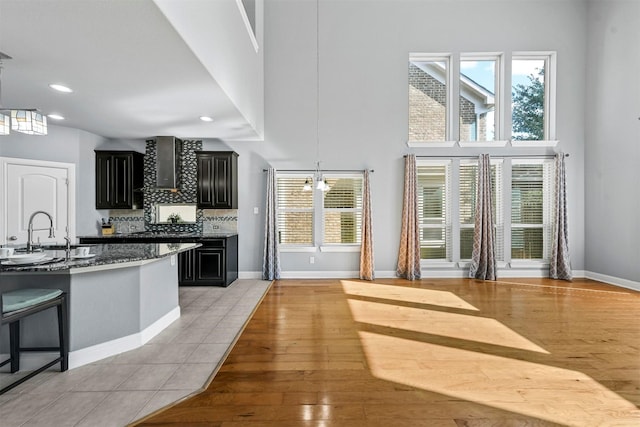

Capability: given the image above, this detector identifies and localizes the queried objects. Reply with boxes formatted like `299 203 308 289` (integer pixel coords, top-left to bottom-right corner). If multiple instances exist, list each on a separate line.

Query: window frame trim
321 172 365 249
408 53 454 144
408 51 557 147
509 158 555 262
510 51 557 142
416 159 452 262
458 52 503 143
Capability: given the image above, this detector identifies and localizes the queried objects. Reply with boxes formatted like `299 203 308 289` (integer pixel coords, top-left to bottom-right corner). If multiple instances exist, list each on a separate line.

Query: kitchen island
79 232 239 286
0 242 199 370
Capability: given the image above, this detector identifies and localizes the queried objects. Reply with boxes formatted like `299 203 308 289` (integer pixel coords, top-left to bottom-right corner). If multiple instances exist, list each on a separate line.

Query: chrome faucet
64 236 72 259
27 210 55 252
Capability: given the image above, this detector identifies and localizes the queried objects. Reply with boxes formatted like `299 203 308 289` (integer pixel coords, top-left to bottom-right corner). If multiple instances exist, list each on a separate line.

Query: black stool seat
0 288 68 394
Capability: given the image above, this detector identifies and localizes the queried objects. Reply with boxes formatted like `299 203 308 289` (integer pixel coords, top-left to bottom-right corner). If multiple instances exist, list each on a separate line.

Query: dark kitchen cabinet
95 151 144 209
196 151 238 209
178 247 196 283
179 235 238 287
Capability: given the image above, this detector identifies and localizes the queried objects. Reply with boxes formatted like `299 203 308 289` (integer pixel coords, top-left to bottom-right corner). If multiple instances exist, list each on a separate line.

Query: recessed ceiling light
47 114 65 120
199 116 214 122
49 84 73 93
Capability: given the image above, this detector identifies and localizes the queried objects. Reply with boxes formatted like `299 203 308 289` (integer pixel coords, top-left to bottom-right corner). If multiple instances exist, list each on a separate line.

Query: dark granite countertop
78 232 237 243
0 242 200 273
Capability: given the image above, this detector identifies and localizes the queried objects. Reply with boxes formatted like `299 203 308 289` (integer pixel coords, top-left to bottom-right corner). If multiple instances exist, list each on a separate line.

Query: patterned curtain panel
550 153 572 281
469 154 497 280
397 155 421 280
359 170 375 280
262 168 281 280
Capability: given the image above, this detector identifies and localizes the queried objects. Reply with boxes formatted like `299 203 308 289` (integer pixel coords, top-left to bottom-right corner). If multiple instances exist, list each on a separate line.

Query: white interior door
1 157 76 246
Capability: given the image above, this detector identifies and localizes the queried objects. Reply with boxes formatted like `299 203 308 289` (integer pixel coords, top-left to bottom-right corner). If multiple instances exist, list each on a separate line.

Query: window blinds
276 176 313 245
511 161 554 260
323 176 363 244
417 162 451 260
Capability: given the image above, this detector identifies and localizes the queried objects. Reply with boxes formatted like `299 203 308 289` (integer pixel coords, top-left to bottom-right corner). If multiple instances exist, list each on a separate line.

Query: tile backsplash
202 209 238 233
144 139 202 233
108 210 145 234
106 139 238 235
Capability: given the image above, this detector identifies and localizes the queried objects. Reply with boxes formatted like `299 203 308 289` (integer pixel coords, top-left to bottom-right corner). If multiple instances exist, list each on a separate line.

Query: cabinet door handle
9 235 18 240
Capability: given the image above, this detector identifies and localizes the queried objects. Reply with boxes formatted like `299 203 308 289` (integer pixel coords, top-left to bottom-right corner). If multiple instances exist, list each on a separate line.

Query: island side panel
139 255 179 330
69 267 142 351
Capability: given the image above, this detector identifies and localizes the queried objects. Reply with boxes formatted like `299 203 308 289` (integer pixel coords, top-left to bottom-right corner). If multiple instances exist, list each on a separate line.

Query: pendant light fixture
307 0 330 192
303 178 313 191
0 51 48 136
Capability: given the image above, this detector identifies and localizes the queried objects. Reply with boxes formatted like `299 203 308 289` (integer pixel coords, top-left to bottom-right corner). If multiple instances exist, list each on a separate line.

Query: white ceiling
0 0 260 140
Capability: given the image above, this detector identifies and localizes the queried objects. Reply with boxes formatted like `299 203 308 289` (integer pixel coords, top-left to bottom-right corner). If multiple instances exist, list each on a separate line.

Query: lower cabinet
179 236 238 287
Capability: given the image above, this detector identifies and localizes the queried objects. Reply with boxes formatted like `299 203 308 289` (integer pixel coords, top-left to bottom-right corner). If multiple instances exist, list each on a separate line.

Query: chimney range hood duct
154 136 183 189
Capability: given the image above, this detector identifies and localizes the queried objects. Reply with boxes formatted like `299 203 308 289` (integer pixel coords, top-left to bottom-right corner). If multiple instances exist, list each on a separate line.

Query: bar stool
0 288 68 394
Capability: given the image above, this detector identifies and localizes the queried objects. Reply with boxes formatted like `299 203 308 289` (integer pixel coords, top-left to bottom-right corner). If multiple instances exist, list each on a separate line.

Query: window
511 160 554 260
276 175 314 246
409 51 556 145
459 160 503 260
409 56 450 142
276 172 364 251
323 175 363 245
511 53 556 142
417 161 451 260
413 157 555 268
460 55 499 142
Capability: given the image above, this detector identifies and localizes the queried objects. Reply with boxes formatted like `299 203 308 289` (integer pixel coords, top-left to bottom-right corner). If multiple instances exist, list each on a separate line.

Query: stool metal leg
57 295 68 371
0 293 68 395
9 320 20 373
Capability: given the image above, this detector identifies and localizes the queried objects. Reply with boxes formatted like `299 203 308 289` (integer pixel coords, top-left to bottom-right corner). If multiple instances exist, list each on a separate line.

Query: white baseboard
1 306 181 373
584 271 640 292
280 270 360 279
68 306 180 369
269 269 588 280
239 271 262 279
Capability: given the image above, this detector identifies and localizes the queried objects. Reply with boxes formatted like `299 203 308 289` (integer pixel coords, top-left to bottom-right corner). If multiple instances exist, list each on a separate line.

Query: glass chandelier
0 52 47 136
10 109 47 135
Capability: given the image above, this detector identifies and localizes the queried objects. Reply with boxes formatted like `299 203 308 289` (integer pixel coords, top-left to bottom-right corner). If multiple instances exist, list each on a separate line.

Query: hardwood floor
134 278 640 426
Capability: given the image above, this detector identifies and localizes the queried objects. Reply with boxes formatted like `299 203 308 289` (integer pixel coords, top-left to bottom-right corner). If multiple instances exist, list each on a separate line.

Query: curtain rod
405 153 569 159
263 169 374 173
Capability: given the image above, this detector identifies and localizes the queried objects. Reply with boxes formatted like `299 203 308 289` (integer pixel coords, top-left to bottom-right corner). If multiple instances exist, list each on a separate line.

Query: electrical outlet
309 256 315 264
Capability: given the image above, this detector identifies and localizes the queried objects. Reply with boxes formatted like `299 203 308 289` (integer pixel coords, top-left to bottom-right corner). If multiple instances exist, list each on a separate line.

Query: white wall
243 0 588 276
585 0 640 287
153 0 265 138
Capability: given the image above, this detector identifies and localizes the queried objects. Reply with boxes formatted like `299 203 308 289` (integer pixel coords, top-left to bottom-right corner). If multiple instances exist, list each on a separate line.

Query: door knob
9 236 18 240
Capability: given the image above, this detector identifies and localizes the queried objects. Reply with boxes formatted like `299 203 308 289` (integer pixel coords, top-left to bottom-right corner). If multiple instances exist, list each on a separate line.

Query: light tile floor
0 279 272 427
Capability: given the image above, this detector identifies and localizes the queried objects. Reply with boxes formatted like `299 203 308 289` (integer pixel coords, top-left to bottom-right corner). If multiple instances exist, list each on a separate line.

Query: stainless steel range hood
154 136 183 189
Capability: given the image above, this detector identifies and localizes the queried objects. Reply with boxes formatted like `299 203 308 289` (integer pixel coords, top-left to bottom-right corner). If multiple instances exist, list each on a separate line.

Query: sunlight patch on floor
341 280 479 311
346 296 548 354
358 331 640 426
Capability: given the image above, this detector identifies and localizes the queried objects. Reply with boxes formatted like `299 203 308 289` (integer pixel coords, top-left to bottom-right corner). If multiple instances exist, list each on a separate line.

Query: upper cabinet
95 151 144 210
196 151 238 209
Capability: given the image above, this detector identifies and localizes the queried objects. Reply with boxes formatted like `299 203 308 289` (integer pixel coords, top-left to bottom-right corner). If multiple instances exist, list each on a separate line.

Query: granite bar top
0 242 200 274
78 232 237 243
